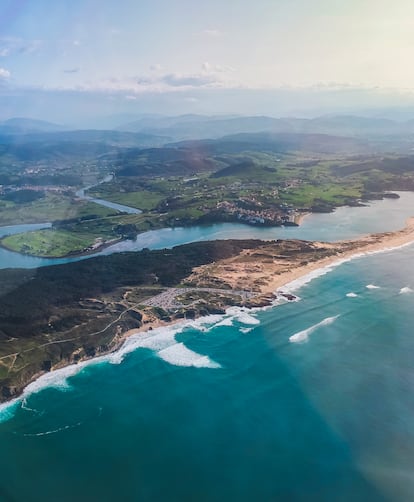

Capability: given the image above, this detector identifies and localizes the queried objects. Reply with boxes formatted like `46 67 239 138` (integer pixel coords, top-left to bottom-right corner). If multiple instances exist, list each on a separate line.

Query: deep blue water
1 195 414 501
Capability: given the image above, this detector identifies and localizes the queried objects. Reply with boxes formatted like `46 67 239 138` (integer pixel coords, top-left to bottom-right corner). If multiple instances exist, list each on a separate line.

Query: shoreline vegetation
0 213 304 259
1 218 414 406
0 232 123 259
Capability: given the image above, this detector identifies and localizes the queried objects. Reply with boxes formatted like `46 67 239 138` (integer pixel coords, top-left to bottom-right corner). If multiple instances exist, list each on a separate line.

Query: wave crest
289 315 340 344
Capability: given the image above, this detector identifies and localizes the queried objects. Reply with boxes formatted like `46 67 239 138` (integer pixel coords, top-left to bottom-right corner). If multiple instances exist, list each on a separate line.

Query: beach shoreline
272 216 414 294
2 217 414 412
185 217 414 298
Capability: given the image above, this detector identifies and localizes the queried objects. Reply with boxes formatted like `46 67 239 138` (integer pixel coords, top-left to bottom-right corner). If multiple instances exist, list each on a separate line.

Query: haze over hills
0 118 68 135
116 114 414 141
171 132 371 155
2 113 414 167
3 113 414 144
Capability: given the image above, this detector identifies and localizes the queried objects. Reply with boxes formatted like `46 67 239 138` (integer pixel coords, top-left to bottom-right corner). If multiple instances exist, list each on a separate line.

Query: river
1 192 414 270
2 194 414 500
75 174 142 215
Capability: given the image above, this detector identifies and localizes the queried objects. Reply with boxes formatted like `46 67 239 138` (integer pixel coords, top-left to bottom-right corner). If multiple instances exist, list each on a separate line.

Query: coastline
2 217 414 414
80 216 414 379
185 217 414 299
0 214 311 260
271 216 414 294
294 211 311 226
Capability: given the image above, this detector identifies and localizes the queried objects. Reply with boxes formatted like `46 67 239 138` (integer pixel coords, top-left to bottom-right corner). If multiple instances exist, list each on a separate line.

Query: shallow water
1 191 414 269
1 195 414 500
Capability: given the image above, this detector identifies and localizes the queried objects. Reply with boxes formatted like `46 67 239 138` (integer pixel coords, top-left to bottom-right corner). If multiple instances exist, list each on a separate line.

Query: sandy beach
268 216 414 294
2 217 414 407
116 217 414 344
185 217 414 298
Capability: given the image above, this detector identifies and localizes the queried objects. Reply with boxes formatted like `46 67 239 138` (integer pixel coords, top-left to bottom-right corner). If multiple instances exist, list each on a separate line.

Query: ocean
1 195 414 501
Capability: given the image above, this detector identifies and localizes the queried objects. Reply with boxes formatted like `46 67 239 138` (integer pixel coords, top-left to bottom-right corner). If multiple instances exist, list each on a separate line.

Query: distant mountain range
0 117 68 134
1 114 414 164
3 114 414 144
116 114 414 141
170 132 370 155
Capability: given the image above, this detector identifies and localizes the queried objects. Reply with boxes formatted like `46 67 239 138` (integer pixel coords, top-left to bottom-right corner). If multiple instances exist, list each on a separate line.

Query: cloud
202 62 236 74
27 67 238 96
160 73 218 87
150 63 162 72
0 68 10 79
0 37 42 57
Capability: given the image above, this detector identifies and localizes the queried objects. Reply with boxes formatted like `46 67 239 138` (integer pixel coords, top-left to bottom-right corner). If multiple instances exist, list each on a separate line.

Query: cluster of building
216 200 297 226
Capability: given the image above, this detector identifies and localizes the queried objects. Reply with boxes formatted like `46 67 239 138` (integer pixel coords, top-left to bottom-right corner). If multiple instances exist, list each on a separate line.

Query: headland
1 218 414 404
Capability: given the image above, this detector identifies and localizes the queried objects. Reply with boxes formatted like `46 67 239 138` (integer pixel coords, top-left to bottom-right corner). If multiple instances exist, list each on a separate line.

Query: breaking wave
158 343 220 368
289 315 340 344
282 239 414 295
239 327 254 334
346 292 358 298
366 284 380 289
226 307 260 325
399 287 413 294
108 322 220 369
0 317 222 423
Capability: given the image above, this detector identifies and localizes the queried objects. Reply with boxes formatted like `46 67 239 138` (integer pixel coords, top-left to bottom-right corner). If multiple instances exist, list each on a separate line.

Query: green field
0 193 119 225
1 229 99 257
89 188 164 211
278 183 363 207
1 148 409 258
0 212 168 258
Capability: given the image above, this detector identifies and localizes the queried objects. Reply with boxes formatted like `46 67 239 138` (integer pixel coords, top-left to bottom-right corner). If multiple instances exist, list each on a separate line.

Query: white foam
0 400 20 423
239 327 254 334
108 325 183 364
366 284 380 289
399 286 413 294
346 292 358 298
18 421 82 437
158 343 220 368
21 398 42 415
109 320 220 368
0 358 104 423
236 312 260 325
0 316 222 423
226 307 260 325
289 315 340 344
281 239 414 295
212 317 234 328
184 314 226 331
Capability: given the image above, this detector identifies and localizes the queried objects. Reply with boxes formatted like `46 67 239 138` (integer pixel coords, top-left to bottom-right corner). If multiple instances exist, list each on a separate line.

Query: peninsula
1 218 414 403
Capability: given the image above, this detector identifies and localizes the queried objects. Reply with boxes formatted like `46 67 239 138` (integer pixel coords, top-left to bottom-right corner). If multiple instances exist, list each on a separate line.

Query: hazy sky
1 0 414 122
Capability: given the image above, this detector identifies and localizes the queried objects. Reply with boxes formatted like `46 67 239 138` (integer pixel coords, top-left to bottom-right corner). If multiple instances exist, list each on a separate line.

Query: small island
1 218 414 404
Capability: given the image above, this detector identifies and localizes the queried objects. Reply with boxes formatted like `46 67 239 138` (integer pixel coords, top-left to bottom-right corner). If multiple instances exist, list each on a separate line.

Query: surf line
289 315 340 343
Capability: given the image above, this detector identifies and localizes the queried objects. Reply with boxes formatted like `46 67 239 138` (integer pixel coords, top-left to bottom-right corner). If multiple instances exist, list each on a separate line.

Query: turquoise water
1 197 414 500
1 192 414 269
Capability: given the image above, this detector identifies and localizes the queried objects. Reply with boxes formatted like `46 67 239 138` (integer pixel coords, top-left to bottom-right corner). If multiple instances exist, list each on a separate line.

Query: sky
1 0 414 124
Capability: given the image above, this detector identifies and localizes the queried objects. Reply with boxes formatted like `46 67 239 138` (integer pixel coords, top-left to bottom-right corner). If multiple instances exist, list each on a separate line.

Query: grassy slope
0 193 118 225
1 213 165 257
2 229 99 257
89 188 164 210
